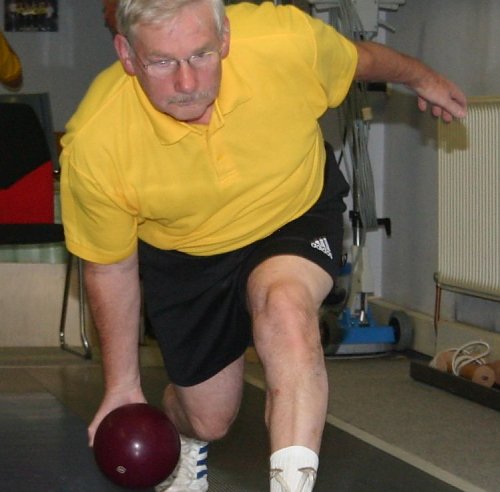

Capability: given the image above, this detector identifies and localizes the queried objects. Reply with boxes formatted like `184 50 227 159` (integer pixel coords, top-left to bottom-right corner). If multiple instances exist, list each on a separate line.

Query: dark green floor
0 363 460 491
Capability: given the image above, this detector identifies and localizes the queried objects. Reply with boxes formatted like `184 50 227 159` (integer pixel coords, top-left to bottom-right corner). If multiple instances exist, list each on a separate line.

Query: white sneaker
155 435 209 491
270 467 317 492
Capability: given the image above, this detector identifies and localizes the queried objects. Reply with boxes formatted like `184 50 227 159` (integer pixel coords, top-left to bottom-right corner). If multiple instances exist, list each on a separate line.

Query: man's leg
247 255 332 491
156 356 245 491
163 355 245 441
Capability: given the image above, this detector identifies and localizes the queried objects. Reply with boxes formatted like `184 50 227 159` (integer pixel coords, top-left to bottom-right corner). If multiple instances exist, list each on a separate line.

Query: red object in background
93 403 180 489
0 102 55 225
0 161 54 223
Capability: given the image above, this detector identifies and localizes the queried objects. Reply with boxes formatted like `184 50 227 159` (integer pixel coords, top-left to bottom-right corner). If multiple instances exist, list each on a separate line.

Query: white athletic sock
270 446 318 492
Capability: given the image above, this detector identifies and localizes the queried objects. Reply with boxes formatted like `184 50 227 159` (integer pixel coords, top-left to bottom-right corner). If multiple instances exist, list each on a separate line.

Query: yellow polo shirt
61 2 357 263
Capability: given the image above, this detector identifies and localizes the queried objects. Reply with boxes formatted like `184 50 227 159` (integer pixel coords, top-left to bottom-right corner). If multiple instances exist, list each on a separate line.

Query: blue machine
320 212 413 357
313 0 412 357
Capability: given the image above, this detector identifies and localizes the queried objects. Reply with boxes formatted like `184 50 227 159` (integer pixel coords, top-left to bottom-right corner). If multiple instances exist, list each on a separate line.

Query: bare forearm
354 40 426 86
84 252 142 394
354 40 467 122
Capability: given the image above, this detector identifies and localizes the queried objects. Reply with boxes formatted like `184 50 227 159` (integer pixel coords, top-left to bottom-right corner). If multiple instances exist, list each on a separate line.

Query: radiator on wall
436 97 500 302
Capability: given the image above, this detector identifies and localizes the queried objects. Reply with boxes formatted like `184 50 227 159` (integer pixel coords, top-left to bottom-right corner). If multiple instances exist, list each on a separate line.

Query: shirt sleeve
60 142 139 264
305 13 358 108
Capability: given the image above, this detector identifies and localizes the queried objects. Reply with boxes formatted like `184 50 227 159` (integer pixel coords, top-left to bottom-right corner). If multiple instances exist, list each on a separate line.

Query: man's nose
174 60 197 93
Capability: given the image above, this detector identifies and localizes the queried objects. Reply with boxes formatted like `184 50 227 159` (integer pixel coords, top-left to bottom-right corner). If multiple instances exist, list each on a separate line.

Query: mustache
168 91 214 105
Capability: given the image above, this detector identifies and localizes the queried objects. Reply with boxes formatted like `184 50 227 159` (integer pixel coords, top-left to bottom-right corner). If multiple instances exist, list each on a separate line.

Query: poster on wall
4 1 58 32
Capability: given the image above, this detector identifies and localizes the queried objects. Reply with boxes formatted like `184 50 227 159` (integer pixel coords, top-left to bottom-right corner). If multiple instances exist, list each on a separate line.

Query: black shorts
138 146 349 386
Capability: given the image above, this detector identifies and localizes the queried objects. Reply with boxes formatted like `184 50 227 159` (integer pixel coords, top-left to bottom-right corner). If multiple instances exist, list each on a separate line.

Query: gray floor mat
0 377 459 491
0 393 128 491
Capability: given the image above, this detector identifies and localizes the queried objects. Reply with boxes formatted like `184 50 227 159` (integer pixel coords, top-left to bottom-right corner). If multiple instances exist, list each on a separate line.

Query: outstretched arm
354 40 467 122
84 251 146 446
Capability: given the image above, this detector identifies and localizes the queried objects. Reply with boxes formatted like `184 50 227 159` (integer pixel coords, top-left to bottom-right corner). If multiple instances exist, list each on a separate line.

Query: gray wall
382 0 500 332
1 0 116 130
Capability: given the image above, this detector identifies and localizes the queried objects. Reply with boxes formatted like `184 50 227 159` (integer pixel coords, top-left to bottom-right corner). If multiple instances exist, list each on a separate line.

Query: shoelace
270 468 291 492
297 467 317 492
270 467 317 492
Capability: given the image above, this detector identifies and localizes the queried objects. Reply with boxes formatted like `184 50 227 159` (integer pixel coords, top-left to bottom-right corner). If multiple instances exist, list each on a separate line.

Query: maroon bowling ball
93 403 180 489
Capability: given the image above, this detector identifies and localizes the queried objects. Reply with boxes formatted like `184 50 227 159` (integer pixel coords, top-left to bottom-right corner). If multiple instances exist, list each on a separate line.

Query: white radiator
436 97 500 301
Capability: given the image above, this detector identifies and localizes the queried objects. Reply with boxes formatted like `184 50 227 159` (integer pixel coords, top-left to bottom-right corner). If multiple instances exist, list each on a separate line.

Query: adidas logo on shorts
310 237 333 259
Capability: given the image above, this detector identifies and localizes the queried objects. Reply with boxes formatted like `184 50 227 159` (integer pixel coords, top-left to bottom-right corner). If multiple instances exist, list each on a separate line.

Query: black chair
0 92 60 173
0 101 91 358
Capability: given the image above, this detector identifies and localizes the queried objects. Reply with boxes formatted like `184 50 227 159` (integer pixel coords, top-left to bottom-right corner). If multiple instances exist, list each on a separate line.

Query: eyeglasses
135 49 220 78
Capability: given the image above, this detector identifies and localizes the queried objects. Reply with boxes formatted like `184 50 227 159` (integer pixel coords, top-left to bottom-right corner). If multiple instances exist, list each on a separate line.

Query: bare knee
163 384 240 441
162 358 245 442
251 280 322 359
188 404 240 441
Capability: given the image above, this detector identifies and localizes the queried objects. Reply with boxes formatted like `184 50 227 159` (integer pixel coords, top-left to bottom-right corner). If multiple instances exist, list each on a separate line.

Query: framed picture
4 1 58 32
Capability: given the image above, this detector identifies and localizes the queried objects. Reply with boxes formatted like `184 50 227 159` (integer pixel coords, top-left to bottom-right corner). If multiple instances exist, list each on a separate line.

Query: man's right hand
88 387 147 446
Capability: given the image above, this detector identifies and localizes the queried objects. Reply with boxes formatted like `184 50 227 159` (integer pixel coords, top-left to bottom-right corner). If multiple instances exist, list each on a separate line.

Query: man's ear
114 34 137 76
220 17 230 59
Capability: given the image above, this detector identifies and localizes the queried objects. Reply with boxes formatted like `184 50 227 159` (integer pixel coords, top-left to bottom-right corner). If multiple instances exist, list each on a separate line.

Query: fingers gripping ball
93 403 180 489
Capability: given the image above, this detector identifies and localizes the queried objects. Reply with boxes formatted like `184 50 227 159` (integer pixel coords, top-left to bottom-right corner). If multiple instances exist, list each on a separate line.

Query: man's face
115 2 229 125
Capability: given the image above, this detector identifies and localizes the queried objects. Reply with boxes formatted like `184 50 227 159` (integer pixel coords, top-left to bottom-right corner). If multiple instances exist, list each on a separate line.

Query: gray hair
116 0 226 40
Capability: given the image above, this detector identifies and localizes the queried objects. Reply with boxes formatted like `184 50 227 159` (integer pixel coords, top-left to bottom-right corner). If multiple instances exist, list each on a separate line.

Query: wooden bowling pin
430 350 495 388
